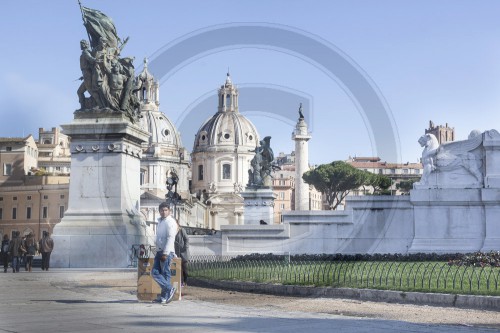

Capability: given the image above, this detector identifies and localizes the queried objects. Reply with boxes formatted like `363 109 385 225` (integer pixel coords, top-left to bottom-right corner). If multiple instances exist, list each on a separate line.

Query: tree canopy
302 161 391 210
396 179 418 193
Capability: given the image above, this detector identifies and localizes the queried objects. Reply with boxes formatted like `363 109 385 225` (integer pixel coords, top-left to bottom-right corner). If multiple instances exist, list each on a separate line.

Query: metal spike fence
189 256 500 296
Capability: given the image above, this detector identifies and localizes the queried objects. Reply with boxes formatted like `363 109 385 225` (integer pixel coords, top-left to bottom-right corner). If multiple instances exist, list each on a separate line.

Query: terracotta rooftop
0 136 29 143
350 157 381 162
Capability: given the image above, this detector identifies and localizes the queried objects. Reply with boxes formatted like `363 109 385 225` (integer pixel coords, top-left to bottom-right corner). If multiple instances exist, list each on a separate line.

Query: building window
415 169 420 174
13 196 17 201
60 194 65 199
59 206 65 218
0 197 3 201
222 164 231 180
27 195 32 201
140 169 146 185
280 192 285 199
42 206 48 219
3 164 12 176
6 147 12 151
0 208 2 220
43 195 48 200
198 165 204 181
378 169 383 174
12 208 17 220
26 207 31 219
55 166 61 171
280 204 285 209
391 169 396 174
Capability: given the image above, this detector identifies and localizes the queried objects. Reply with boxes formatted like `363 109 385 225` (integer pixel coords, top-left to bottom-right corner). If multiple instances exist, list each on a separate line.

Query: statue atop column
76 3 141 123
248 136 277 187
298 103 304 120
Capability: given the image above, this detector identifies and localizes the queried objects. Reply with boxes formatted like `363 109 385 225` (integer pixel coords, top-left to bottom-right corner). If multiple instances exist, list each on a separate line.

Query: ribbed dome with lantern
191 73 259 228
193 73 259 153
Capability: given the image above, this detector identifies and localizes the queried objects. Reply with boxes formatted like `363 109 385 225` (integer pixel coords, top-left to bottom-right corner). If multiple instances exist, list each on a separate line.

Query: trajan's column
292 104 312 210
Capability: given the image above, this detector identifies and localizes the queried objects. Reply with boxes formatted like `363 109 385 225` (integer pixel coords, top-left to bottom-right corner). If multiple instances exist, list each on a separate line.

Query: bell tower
425 120 454 144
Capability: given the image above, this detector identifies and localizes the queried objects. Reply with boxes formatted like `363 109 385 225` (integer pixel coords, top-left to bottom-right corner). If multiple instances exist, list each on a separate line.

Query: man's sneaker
165 287 176 304
160 297 167 304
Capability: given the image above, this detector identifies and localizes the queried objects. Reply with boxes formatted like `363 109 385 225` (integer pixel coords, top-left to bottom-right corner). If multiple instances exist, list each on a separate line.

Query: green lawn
190 260 500 296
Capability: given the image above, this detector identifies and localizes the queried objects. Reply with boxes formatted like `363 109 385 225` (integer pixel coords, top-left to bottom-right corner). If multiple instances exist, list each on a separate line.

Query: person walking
24 232 37 272
8 231 22 273
152 202 177 304
39 231 54 271
1 234 10 273
174 221 190 287
20 235 27 270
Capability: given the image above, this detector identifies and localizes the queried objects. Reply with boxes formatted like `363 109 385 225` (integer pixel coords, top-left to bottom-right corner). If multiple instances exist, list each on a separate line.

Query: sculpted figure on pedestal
77 39 98 109
417 132 483 186
248 136 276 187
76 4 140 123
418 134 439 185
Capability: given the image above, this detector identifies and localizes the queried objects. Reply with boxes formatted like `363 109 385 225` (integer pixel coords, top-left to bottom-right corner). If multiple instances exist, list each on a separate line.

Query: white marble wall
190 196 415 256
189 191 499 256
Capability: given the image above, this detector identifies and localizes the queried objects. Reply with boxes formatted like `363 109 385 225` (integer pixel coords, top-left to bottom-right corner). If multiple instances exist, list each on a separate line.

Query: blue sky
1 0 500 165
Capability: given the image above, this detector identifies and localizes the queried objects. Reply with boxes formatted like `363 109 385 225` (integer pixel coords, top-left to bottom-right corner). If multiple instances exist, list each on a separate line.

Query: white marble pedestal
241 188 276 225
409 189 485 253
51 112 150 268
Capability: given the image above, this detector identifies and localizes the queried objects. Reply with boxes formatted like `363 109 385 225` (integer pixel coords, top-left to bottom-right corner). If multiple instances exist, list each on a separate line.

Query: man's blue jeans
152 251 174 298
12 256 20 272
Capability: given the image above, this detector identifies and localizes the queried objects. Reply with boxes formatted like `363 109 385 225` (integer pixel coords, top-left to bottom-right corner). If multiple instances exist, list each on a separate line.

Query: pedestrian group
1 231 54 273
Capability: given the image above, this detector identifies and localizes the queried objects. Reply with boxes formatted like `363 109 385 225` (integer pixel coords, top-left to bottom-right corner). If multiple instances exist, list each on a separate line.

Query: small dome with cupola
135 58 189 198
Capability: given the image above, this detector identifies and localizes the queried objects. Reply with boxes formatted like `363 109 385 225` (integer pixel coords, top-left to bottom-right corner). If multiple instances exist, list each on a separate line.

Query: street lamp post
165 170 181 220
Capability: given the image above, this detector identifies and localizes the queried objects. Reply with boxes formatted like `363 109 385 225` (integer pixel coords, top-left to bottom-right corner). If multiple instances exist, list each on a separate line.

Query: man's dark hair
159 202 170 211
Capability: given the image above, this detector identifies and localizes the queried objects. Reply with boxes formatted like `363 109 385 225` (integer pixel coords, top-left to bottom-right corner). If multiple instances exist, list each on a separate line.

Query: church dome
135 58 183 149
140 111 183 148
193 110 259 152
193 73 259 153
135 59 190 200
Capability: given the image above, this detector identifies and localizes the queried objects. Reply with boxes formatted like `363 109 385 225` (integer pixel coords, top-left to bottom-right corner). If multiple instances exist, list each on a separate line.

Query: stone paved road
0 269 499 333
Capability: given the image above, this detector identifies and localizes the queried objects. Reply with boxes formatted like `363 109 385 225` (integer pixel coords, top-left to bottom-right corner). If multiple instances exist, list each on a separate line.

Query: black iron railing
189 256 500 295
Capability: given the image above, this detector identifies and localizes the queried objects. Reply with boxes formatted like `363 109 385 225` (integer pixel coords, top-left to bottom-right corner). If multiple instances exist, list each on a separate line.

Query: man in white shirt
152 202 178 304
